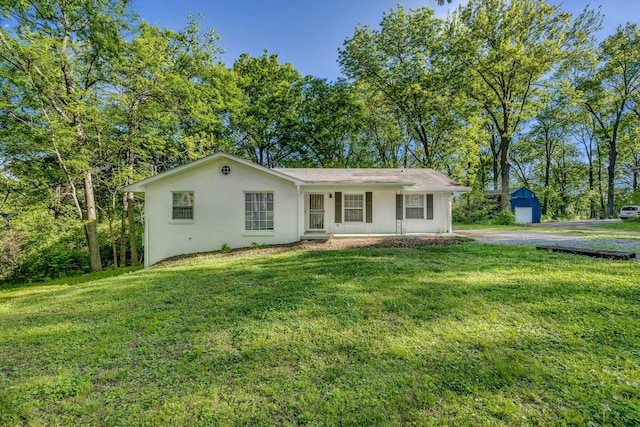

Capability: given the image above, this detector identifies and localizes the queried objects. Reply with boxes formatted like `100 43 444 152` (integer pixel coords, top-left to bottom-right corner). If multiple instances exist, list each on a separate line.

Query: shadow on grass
0 265 144 290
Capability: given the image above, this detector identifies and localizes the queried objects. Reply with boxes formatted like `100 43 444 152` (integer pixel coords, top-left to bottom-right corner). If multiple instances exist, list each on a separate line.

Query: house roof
123 152 470 193
276 168 470 192
123 152 302 192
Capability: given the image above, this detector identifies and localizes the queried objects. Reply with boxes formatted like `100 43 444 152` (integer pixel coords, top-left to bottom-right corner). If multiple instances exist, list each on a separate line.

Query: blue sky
133 0 639 80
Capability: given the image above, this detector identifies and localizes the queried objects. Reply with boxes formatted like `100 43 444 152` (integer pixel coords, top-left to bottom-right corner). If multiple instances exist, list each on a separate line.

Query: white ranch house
124 152 470 266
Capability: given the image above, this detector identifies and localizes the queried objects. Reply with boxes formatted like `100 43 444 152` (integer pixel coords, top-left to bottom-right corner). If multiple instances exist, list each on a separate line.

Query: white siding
144 158 299 266
301 189 452 235
141 160 456 266
401 192 451 234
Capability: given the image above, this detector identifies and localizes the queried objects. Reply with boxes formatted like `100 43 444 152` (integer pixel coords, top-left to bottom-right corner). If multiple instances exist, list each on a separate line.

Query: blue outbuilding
510 187 541 224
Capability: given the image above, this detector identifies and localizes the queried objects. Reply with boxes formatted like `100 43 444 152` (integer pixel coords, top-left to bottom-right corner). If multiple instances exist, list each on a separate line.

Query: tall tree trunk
119 196 127 267
542 157 551 216
596 144 605 218
582 129 597 219
127 192 139 266
499 135 510 211
123 102 141 267
489 132 500 192
55 117 102 271
99 204 118 268
123 142 140 266
587 159 596 219
110 219 118 268
607 139 617 218
75 114 102 272
83 170 102 271
632 154 639 191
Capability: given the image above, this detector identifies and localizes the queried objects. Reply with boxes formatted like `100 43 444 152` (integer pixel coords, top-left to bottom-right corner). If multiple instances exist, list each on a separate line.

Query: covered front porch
297 186 453 239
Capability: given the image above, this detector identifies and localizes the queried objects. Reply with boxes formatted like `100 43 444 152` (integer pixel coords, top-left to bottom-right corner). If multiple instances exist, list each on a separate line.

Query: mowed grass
594 218 640 233
1 244 639 426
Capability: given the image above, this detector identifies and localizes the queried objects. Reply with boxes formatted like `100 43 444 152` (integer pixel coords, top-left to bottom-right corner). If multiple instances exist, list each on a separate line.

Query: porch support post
448 193 453 233
297 185 304 239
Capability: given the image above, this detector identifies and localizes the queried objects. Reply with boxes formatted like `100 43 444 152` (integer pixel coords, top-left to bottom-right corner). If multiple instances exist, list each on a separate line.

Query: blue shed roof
511 187 536 199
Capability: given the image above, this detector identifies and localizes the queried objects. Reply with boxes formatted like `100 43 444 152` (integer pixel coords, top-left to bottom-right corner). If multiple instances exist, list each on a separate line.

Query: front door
308 194 325 231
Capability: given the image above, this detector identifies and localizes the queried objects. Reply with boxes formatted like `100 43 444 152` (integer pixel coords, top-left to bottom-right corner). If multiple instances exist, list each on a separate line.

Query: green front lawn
593 218 640 233
1 244 639 426
453 223 532 231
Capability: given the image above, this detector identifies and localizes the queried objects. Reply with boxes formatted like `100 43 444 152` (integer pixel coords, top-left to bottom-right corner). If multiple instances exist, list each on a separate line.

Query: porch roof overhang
301 180 414 186
299 182 465 193
278 167 471 193
299 181 414 192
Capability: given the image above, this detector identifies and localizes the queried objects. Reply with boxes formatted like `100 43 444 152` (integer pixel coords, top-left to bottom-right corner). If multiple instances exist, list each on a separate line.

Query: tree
107 21 176 267
106 18 228 266
449 0 599 210
0 0 134 271
356 87 408 168
339 6 465 170
295 77 363 167
229 52 303 167
577 23 640 216
531 92 572 216
572 113 604 217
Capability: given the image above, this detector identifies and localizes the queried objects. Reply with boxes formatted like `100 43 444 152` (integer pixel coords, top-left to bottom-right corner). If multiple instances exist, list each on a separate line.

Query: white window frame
402 193 435 221
343 193 364 223
245 192 274 231
172 191 194 220
405 194 425 219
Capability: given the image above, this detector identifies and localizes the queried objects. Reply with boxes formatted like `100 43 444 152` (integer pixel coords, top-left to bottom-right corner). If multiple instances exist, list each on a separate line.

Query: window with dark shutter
344 194 364 222
405 194 424 219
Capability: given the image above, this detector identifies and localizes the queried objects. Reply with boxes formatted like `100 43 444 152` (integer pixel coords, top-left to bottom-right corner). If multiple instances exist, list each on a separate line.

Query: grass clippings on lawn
1 242 639 426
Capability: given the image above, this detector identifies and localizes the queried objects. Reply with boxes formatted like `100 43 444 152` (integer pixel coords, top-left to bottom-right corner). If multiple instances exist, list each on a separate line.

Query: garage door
514 206 533 224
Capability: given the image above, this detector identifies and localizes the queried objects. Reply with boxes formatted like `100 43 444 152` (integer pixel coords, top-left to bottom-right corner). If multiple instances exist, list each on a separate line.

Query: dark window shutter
365 192 373 223
396 194 403 220
335 192 342 223
426 194 434 219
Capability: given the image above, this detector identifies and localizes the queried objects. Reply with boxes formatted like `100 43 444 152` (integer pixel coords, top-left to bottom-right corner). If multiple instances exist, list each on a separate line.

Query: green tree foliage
1 0 639 280
575 23 640 217
511 89 574 217
0 6 235 279
449 0 599 210
104 18 229 266
229 52 304 167
0 210 90 281
339 6 468 171
356 87 407 168
572 112 607 218
296 77 363 167
0 0 134 271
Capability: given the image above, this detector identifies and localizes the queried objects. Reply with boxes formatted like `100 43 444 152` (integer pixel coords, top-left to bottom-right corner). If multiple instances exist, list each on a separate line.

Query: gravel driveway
458 223 640 260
